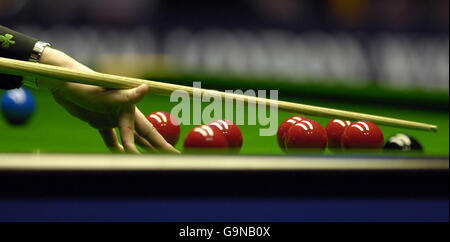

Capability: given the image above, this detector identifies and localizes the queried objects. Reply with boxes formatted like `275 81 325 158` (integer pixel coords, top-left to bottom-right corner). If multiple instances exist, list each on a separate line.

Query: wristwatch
29 41 52 63
23 41 52 88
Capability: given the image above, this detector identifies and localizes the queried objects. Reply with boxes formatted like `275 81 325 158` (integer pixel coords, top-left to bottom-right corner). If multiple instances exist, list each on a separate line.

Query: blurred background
1 0 448 102
0 0 448 154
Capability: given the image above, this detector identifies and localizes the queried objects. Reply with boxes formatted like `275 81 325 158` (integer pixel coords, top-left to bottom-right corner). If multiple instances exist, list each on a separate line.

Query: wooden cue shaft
0 57 438 132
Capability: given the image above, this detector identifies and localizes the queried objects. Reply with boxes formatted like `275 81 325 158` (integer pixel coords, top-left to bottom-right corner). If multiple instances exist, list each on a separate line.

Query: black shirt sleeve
0 25 38 89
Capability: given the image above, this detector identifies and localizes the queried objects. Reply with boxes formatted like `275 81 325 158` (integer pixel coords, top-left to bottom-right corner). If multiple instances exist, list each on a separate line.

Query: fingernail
136 85 149 95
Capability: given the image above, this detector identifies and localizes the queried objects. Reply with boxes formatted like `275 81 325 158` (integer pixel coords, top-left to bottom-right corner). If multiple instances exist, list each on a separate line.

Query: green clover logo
0 34 16 48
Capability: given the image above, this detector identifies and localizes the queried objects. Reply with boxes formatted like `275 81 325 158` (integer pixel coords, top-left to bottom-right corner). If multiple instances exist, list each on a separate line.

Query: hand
39 48 180 154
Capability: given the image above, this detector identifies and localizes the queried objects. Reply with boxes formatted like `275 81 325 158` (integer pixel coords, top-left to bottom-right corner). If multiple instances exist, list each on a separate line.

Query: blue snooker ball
1 87 36 125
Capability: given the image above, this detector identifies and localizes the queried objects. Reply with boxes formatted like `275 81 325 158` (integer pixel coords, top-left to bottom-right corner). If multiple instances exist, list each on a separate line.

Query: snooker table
0 88 448 155
0 88 448 222
0 154 448 222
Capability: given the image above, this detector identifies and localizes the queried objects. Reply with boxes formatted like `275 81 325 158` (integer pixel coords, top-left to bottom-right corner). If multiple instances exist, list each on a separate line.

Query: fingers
54 81 175 155
135 108 181 154
100 128 159 154
99 129 125 153
118 106 140 154
100 84 149 106
134 131 159 153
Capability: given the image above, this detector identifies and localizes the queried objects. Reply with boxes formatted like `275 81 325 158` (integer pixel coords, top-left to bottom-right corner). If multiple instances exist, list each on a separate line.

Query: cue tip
431 125 438 132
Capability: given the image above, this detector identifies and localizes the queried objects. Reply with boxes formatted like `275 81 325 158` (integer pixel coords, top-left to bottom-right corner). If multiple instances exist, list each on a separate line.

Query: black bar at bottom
0 169 447 199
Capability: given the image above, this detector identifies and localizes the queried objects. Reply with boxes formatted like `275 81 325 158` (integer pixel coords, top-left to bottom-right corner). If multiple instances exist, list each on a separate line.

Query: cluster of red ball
145 111 243 153
277 116 384 153
145 111 383 154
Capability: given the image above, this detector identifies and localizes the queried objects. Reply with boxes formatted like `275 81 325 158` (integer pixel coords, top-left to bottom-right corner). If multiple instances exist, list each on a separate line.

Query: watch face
29 41 51 62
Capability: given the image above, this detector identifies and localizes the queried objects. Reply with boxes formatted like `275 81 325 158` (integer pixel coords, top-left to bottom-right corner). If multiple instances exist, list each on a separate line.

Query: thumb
121 84 149 104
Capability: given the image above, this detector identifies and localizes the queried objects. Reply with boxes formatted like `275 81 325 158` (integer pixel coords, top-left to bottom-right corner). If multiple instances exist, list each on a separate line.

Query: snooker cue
0 57 438 132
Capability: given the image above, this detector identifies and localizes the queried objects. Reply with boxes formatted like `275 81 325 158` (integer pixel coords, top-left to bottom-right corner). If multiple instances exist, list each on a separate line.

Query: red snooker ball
341 121 384 150
325 119 352 151
285 119 327 153
146 111 180 146
207 119 243 152
277 116 310 152
183 125 228 152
